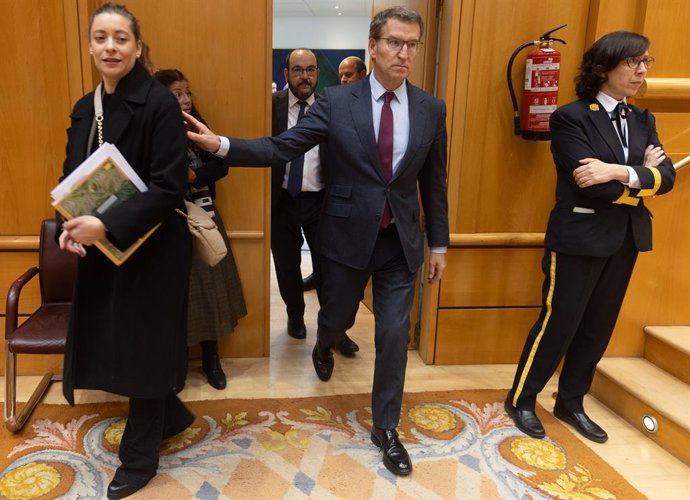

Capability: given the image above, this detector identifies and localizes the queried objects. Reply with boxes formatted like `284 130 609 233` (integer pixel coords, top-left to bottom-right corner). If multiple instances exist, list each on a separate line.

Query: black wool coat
60 62 191 404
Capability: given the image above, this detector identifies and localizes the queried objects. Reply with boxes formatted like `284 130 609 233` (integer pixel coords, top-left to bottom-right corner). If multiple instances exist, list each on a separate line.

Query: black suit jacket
544 98 675 256
228 77 449 272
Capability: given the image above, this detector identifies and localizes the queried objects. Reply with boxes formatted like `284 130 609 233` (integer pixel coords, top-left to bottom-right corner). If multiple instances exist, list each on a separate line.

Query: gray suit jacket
227 77 449 272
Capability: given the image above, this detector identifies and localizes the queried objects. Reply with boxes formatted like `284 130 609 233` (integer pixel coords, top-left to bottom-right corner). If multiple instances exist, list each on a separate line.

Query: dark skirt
187 211 247 345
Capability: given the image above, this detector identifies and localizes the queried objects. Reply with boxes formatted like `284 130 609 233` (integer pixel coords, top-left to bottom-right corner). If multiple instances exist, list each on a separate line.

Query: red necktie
377 91 395 229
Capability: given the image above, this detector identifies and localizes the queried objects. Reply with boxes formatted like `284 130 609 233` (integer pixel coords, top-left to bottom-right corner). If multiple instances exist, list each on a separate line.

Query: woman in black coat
505 31 675 443
58 4 193 498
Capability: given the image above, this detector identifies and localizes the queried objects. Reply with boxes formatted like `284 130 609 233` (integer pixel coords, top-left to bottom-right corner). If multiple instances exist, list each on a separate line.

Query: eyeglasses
290 66 318 76
625 55 655 69
377 37 422 54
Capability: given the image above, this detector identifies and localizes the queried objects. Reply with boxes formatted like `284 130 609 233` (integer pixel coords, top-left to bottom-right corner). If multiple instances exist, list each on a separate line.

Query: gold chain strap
96 115 104 147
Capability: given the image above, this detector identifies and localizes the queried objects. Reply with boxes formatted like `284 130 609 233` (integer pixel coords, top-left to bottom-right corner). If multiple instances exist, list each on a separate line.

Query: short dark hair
369 6 424 39
284 48 317 71
575 31 650 99
88 2 141 41
351 57 367 74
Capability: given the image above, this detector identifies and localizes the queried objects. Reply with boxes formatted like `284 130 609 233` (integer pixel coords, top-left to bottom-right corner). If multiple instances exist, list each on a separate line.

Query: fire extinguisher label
524 62 560 92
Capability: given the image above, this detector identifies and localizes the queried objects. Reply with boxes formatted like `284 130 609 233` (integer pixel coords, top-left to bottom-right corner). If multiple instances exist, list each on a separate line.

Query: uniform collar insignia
589 103 600 111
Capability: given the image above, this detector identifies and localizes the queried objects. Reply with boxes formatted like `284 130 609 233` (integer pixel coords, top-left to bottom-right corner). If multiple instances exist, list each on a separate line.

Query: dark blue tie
286 100 308 197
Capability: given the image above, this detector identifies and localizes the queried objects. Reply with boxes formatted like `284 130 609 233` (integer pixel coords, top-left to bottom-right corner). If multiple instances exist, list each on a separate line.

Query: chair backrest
39 219 78 304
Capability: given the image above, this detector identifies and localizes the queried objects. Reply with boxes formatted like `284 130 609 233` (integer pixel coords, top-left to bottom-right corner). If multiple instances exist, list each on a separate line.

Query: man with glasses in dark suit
185 7 449 476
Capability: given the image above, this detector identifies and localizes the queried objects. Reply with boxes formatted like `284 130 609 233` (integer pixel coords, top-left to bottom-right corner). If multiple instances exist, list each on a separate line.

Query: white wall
273 17 371 52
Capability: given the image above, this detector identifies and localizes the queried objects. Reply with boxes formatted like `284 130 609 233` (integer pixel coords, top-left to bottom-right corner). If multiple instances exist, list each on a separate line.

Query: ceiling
274 0 372 17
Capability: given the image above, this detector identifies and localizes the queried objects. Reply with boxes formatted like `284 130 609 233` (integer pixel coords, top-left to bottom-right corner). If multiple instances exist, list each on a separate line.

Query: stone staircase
590 326 690 465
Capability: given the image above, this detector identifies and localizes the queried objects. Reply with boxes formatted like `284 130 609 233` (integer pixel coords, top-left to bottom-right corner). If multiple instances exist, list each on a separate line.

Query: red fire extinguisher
507 25 567 141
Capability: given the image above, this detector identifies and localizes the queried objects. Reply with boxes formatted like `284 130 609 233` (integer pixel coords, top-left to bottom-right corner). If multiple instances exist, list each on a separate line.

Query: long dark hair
575 31 649 99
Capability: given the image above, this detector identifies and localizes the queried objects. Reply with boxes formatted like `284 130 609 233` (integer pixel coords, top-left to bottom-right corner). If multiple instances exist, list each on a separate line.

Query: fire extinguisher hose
507 41 538 136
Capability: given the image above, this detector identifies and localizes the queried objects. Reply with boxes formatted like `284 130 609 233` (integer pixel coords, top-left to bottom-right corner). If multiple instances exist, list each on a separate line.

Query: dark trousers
271 189 324 320
318 225 417 429
510 226 638 412
116 392 193 484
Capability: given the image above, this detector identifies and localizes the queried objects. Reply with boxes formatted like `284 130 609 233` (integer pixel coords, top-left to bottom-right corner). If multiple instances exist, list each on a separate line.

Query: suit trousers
317 224 417 429
115 392 193 484
271 189 324 320
510 224 638 412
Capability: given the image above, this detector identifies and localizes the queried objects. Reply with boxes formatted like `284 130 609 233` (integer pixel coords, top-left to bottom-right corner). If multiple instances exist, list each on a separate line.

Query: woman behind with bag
154 69 247 391
58 4 194 498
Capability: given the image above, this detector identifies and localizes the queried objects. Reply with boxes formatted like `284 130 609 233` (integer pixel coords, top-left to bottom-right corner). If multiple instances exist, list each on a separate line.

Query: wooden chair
4 219 77 432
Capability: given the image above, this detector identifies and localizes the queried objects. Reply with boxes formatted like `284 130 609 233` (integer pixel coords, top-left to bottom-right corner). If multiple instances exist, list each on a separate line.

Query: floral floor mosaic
0 389 643 499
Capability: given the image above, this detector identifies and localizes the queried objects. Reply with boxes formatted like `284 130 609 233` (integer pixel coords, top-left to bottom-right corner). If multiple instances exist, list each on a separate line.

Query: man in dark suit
272 48 359 355
185 7 449 476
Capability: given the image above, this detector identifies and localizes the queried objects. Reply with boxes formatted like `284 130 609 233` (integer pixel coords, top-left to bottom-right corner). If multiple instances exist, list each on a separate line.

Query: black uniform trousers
115 392 193 485
317 224 417 429
509 224 638 413
271 188 324 321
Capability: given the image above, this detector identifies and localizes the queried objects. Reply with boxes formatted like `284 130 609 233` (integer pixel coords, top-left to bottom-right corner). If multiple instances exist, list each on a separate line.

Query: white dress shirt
283 91 324 192
596 91 641 188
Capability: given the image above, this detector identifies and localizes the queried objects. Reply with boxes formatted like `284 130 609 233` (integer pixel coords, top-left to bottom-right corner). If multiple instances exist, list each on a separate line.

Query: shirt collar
288 89 315 108
370 71 407 102
596 91 627 114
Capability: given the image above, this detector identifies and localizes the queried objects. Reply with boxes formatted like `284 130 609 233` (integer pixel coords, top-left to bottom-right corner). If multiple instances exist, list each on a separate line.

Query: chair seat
6 304 70 355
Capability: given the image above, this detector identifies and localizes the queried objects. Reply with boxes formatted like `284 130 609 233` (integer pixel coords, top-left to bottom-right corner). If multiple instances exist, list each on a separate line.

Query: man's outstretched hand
183 111 221 153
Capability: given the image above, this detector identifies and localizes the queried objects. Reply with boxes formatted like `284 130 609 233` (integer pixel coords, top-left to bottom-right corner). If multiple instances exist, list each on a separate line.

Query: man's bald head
338 56 367 85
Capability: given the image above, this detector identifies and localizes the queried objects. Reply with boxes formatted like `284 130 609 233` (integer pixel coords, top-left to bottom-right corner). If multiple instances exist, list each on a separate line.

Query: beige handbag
176 201 227 266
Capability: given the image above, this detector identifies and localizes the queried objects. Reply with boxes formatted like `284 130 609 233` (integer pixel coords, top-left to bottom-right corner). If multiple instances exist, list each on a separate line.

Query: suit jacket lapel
626 108 646 165
393 82 426 180
350 79 386 181
587 99 626 165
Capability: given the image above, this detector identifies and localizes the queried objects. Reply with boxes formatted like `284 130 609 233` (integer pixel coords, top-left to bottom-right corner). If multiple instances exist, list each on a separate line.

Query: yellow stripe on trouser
512 251 557 408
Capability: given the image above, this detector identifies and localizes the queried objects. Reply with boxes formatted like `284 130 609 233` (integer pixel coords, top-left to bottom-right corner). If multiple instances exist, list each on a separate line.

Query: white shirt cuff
215 136 230 158
624 166 641 189
430 247 447 254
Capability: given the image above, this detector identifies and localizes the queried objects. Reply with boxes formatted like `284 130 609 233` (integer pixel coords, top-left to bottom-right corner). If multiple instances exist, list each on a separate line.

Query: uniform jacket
60 62 191 404
228 77 449 273
545 98 675 256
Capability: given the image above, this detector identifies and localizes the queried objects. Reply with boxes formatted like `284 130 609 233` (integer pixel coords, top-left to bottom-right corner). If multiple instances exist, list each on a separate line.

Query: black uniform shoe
338 333 359 355
106 477 151 499
312 342 334 381
302 273 316 291
553 402 608 443
162 407 195 440
202 353 227 390
371 427 413 476
504 397 546 438
287 317 307 339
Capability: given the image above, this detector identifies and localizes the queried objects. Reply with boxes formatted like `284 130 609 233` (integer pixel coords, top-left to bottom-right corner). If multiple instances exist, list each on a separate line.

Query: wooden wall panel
450 0 591 234
0 0 80 234
440 248 543 307
435 308 539 365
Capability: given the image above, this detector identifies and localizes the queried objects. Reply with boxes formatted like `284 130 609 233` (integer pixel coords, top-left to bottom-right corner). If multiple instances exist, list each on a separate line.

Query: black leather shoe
302 273 316 291
504 397 546 438
202 354 227 390
312 343 334 381
106 477 151 499
338 333 359 355
371 427 412 476
287 317 307 339
553 402 608 443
